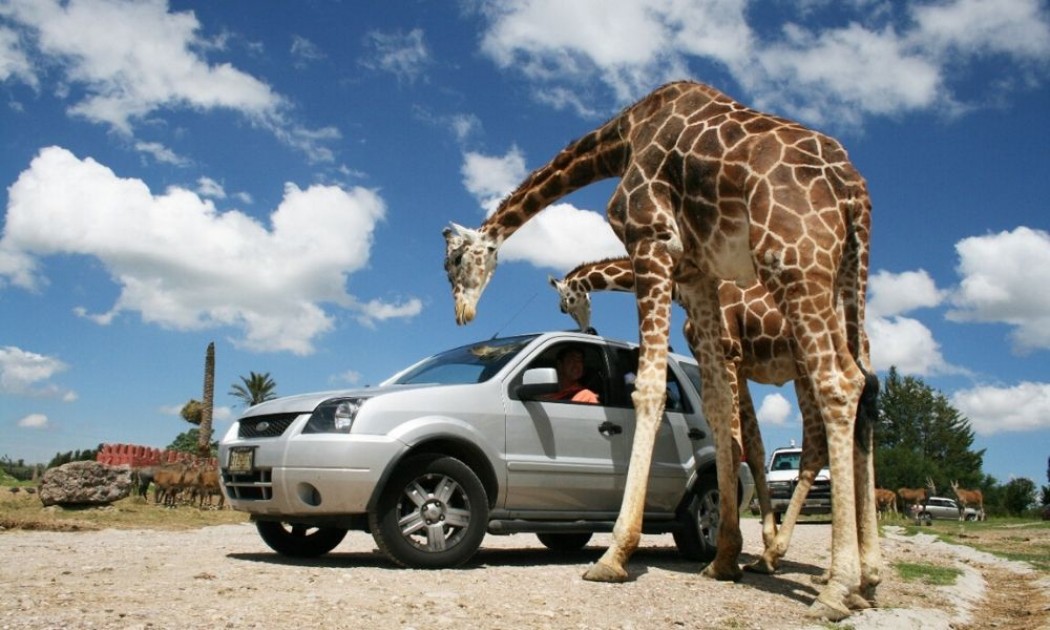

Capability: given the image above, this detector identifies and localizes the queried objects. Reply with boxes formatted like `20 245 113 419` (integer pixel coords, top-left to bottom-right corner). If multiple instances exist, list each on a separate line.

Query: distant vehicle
765 445 831 524
912 496 980 524
219 331 756 569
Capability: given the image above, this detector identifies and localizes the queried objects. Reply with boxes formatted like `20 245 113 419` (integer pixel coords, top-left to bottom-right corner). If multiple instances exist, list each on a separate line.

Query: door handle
598 421 623 436
688 428 706 441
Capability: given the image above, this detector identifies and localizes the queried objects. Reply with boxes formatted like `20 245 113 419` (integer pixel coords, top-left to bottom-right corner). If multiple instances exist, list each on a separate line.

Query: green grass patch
894 561 962 585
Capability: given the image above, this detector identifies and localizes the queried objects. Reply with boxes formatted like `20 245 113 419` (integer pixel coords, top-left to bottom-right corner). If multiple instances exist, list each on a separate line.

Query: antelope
874 488 898 520
897 477 936 513
951 481 985 521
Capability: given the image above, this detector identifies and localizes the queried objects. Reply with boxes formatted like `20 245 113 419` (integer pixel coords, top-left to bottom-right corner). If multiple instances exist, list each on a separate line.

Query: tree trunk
198 342 215 460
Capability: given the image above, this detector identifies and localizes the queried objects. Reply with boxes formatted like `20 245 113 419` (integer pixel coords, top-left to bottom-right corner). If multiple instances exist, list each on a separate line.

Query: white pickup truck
765 445 832 524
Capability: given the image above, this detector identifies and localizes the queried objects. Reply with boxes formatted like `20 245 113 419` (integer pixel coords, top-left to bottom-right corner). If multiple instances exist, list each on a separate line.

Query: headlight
302 397 365 433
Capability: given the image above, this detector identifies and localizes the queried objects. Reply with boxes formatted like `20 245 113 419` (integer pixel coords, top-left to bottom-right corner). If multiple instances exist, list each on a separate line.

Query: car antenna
491 291 537 339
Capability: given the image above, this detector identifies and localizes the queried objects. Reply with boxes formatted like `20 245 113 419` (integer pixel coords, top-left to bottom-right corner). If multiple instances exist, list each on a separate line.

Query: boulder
38 461 132 507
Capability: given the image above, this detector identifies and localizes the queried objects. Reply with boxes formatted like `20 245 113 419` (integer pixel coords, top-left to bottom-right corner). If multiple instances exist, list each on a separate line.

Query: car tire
965 513 977 522
536 533 592 552
370 454 489 569
673 477 719 562
773 511 783 526
256 520 348 557
918 511 933 526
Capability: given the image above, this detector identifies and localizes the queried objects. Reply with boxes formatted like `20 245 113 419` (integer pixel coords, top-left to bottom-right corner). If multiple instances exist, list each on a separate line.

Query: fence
95 443 217 468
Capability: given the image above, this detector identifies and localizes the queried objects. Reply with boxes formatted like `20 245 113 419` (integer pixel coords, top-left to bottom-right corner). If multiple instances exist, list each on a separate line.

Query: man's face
558 351 585 381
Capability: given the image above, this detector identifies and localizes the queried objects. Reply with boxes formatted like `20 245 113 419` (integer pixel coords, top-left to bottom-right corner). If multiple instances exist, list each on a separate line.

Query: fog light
297 483 321 507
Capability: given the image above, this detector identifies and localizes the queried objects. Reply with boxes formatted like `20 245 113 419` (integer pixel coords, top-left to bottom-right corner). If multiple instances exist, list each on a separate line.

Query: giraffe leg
854 371 882 607
746 379 826 575
583 239 677 583
678 277 743 582
738 382 777 551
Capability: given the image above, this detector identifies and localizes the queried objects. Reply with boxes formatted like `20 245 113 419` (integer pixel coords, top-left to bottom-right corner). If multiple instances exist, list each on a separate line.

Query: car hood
237 383 438 418
767 467 831 482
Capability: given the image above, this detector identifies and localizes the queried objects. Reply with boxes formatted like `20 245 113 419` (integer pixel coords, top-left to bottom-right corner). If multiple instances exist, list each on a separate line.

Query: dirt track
2 519 1047 629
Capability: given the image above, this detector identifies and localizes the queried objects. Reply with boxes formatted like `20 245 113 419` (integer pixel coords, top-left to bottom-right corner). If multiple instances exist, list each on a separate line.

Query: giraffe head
548 275 592 331
443 222 499 325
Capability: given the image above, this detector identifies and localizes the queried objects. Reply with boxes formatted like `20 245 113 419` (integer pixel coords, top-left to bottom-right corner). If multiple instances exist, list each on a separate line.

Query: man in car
545 346 599 404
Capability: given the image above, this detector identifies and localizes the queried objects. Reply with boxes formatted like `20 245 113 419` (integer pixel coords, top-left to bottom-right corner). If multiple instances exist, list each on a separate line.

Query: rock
38 461 132 507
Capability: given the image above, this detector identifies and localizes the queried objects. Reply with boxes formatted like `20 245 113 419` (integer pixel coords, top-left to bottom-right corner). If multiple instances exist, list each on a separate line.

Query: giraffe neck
480 116 628 244
565 258 636 293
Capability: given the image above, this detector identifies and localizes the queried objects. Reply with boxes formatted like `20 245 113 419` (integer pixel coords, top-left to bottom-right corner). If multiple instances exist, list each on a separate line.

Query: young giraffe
443 81 878 620
549 257 838 573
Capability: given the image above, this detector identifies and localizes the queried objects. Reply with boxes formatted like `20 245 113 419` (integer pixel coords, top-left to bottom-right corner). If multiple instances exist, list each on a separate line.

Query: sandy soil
2 518 1047 629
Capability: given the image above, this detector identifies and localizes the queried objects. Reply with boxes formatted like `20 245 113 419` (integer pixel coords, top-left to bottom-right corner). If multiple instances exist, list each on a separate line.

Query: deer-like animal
950 481 985 521
897 477 935 514
874 489 897 520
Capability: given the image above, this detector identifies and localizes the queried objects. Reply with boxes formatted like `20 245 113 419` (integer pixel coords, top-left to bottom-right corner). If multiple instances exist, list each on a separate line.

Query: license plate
228 447 254 473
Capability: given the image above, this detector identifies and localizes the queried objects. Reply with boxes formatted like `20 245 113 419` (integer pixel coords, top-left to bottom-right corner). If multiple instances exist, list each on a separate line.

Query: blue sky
1 0 1048 488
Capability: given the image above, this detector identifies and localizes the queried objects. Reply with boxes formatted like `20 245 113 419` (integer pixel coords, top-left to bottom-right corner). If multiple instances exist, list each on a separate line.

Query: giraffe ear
548 275 558 288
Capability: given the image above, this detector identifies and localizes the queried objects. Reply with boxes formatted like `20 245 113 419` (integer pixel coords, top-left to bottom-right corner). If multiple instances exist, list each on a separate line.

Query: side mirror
515 367 559 400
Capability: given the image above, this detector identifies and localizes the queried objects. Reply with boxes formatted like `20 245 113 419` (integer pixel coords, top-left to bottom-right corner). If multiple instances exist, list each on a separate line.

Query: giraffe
442 81 878 620
548 257 843 572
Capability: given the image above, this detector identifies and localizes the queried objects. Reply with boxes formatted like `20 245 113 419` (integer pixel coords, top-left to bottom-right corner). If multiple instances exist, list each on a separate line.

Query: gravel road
2 519 1046 629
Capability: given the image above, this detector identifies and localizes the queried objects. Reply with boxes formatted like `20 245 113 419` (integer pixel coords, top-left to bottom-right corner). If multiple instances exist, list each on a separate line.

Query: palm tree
229 371 278 407
197 342 215 459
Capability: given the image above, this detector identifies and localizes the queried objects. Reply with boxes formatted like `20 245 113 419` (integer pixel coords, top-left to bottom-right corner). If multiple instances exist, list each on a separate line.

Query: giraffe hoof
847 592 874 610
582 561 628 583
806 595 851 622
701 562 743 582
742 559 777 575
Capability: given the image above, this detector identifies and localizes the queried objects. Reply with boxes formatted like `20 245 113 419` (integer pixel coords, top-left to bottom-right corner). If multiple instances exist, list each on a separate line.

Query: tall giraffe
549 257 836 572
443 81 878 620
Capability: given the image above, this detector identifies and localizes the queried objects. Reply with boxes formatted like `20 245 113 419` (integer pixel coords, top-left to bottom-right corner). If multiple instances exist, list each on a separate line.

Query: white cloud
331 369 363 386
0 146 420 354
947 227 1050 354
361 28 430 83
867 315 958 376
0 24 37 87
756 392 794 426
951 381 1050 435
0 346 75 399
2 0 337 161
134 141 191 166
195 177 226 199
868 269 946 318
18 413 49 429
462 148 528 216
353 297 424 328
290 34 324 67
461 148 626 270
473 0 1050 127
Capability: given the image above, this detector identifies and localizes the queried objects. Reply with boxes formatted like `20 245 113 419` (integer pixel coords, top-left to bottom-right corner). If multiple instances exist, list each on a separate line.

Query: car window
607 347 692 413
524 341 609 405
389 335 536 385
770 452 801 471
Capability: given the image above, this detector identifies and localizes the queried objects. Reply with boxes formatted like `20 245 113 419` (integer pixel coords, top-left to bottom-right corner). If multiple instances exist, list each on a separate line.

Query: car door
502 340 632 514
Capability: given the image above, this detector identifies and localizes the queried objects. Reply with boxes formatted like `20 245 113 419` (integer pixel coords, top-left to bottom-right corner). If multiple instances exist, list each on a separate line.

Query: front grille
222 468 272 501
238 413 300 438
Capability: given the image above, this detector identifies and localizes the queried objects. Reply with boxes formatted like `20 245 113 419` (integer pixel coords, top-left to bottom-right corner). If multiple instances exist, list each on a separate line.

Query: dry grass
0 489 248 532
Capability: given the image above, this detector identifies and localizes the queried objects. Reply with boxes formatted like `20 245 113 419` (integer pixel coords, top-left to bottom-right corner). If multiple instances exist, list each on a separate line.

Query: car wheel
536 533 592 552
965 513 977 522
369 454 489 569
255 520 348 557
773 511 783 526
673 477 718 562
918 512 933 526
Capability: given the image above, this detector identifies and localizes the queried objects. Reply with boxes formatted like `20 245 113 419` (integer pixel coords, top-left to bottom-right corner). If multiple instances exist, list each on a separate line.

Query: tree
229 371 278 407
874 367 985 494
198 342 215 459
1001 477 1036 516
180 399 203 425
169 429 217 457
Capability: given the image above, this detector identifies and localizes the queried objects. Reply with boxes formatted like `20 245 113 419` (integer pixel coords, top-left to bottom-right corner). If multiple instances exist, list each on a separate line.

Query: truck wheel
673 477 718 562
370 455 489 569
256 520 347 557
537 533 592 552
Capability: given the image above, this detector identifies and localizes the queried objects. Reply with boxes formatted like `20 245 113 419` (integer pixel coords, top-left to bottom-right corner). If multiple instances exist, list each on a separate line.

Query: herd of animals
440 80 982 621
131 462 223 509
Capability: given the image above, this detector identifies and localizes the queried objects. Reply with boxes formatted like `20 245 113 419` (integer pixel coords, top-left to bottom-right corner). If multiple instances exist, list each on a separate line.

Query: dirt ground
2 506 1048 630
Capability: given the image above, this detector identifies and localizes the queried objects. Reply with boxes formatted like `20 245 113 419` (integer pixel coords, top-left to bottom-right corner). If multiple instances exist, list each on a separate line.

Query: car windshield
386 335 538 386
770 452 801 471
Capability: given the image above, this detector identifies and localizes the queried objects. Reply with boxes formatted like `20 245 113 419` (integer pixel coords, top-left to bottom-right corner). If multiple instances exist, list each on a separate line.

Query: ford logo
255 421 270 432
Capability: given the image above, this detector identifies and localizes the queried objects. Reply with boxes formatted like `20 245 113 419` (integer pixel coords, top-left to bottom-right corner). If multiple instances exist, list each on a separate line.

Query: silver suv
219 331 755 569
912 496 980 524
